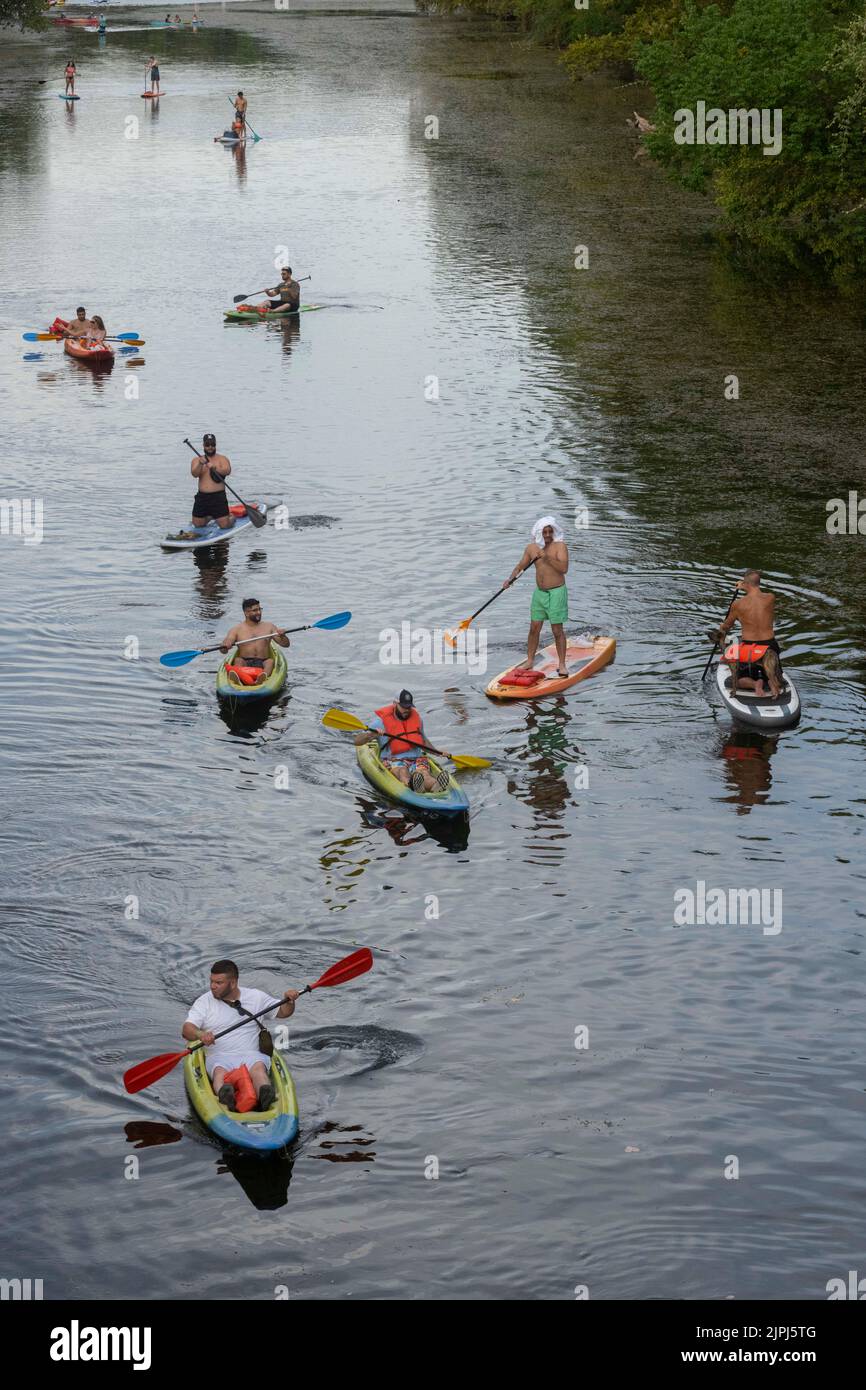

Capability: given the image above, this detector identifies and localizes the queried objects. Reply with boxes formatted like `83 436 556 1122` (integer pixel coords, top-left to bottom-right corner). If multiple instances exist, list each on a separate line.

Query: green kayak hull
356 742 469 818
216 641 288 701
224 305 325 322
184 1047 299 1152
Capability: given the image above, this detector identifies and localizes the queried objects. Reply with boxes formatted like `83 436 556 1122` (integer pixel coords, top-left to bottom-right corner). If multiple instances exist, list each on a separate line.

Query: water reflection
715 728 778 815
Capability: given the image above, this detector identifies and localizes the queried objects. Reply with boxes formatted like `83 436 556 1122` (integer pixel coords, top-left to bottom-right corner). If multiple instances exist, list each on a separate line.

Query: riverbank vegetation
431 0 866 287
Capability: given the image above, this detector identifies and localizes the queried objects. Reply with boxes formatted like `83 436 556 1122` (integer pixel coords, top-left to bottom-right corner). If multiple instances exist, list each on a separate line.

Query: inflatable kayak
486 634 616 699
184 1047 299 1153
715 663 801 730
224 305 325 321
356 741 469 818
217 640 288 702
160 501 268 550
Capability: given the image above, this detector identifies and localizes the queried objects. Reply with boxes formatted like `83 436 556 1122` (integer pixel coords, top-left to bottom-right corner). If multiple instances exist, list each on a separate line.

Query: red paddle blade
310 947 373 990
123 1050 188 1094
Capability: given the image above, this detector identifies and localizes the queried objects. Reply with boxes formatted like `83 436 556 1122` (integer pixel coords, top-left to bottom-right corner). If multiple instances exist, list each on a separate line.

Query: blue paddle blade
313 611 351 630
23 333 42 341
23 352 44 361
159 649 203 667
115 332 141 341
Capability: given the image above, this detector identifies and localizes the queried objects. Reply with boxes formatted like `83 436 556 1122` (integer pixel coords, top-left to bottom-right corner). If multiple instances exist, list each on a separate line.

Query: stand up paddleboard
715 663 801 730
160 503 268 551
486 635 616 700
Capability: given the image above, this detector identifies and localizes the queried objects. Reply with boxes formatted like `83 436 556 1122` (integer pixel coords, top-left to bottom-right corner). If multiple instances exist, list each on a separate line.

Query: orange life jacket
375 703 423 756
725 642 768 664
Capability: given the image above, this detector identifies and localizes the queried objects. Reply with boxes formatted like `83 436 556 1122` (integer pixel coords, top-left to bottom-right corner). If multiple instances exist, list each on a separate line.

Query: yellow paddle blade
449 753 491 770
322 707 369 733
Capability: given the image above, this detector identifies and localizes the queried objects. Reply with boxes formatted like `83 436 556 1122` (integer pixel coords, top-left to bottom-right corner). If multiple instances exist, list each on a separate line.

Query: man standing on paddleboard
265 266 301 314
708 570 784 699
505 517 570 676
234 90 248 132
218 599 290 687
184 961 299 1113
146 57 160 95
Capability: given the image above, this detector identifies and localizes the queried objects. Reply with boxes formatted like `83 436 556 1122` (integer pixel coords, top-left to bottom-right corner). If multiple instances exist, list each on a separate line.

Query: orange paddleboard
485 635 616 699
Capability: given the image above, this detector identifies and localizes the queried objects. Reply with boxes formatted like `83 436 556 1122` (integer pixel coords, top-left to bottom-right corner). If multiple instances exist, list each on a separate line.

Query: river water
1 2 865 1301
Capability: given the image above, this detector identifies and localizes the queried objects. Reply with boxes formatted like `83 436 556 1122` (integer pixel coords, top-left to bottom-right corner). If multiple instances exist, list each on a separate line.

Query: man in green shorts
505 516 570 675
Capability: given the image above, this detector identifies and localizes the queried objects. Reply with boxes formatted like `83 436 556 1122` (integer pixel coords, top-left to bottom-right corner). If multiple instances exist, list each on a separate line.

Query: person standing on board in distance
234 90 248 132
707 569 784 699
266 267 301 314
184 961 299 1113
219 599 290 687
64 58 76 97
187 433 236 532
505 516 570 676
354 690 450 793
146 57 161 95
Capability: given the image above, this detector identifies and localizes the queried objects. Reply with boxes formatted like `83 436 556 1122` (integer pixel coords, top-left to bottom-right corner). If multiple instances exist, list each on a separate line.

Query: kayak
160 501 268 550
224 305 325 321
217 640 288 702
184 1046 299 1153
53 16 99 24
715 663 801 730
62 336 115 365
356 740 469 818
486 634 616 699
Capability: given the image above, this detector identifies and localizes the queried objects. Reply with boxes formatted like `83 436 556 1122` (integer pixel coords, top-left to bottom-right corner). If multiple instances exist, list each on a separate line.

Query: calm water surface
1 2 865 1300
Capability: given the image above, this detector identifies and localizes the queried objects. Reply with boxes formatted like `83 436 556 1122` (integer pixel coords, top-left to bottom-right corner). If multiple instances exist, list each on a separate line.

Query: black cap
203 433 216 445
397 689 414 707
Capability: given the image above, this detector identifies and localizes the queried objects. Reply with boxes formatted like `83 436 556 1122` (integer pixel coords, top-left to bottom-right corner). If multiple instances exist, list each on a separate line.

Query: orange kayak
62 336 115 366
486 635 616 699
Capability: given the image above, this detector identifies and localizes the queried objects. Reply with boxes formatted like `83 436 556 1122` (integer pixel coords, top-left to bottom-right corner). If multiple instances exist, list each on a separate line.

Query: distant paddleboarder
64 58 76 97
146 57 161 95
234 90 248 131
265 267 301 314
504 517 570 676
708 570 784 699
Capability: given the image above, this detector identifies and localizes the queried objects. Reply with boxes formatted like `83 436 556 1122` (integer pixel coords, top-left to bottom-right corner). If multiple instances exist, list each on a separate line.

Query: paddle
322 707 491 770
444 559 538 649
23 330 142 342
228 95 261 142
232 275 311 304
123 948 374 1095
160 610 352 667
182 437 267 528
702 586 743 681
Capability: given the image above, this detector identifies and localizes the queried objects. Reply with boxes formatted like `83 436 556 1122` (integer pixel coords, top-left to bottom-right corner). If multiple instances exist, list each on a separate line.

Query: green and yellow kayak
224 305 325 322
216 641 288 702
356 741 469 817
184 1047 299 1152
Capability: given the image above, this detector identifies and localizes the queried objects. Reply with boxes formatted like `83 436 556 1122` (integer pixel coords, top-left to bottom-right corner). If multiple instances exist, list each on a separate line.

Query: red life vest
375 703 423 756
725 642 769 664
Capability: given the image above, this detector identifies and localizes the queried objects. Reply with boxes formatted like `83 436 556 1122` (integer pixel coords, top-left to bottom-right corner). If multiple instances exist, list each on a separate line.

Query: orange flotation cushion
227 664 263 686
725 643 768 663
501 666 545 687
229 503 246 516
222 1064 257 1112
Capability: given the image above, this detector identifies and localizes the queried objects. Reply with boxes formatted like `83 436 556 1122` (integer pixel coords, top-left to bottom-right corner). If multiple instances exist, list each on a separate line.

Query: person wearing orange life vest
707 569 784 699
354 689 449 794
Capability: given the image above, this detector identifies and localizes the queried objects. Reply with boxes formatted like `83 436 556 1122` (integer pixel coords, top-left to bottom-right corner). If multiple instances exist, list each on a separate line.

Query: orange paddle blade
123 1050 188 1095
310 947 373 989
444 619 471 650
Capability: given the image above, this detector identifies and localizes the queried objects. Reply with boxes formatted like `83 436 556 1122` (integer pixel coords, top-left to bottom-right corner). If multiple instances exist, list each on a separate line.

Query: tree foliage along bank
430 0 866 287
1 0 50 29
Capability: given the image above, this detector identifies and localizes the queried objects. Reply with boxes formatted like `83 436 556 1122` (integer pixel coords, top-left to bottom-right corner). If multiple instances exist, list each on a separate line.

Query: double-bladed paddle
182 436 267 528
444 558 537 649
160 610 352 667
123 948 374 1095
23 330 142 342
322 707 491 770
232 275 311 304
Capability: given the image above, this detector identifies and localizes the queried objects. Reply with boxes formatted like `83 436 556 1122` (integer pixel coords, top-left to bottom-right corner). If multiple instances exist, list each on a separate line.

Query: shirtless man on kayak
61 307 94 339
708 569 783 698
354 689 449 793
505 516 570 676
183 960 298 1111
266 267 301 314
219 599 289 686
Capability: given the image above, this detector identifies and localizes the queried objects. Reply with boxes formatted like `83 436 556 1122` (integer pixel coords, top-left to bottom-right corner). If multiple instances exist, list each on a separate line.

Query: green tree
0 0 49 29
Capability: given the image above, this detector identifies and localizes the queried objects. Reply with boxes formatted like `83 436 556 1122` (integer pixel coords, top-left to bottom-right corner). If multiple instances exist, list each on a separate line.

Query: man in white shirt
183 959 299 1111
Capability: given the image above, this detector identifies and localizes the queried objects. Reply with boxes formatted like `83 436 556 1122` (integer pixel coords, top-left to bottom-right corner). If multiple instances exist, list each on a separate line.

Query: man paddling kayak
265 267 301 314
60 307 95 339
219 599 289 686
354 689 449 793
708 569 784 699
505 516 570 676
183 960 299 1112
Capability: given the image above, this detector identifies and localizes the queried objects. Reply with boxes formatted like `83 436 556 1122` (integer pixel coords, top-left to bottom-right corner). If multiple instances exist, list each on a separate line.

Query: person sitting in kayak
505 516 570 677
265 267 301 314
187 432 236 531
64 59 76 96
708 569 784 699
61 306 94 339
354 689 449 793
183 960 299 1112
219 598 289 686
85 314 107 346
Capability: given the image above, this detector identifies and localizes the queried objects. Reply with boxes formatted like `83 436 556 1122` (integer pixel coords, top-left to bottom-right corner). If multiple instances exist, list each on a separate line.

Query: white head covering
531 515 564 546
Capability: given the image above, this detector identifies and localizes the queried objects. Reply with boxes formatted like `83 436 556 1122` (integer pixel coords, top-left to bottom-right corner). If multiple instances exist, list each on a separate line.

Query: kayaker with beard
708 569 784 699
504 516 570 676
354 689 449 793
183 961 299 1111
219 598 289 686
61 306 94 340
187 432 236 532
265 266 301 314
